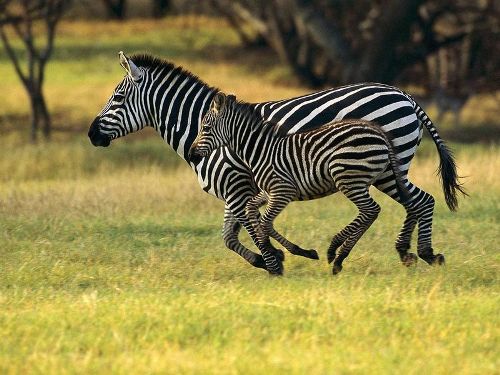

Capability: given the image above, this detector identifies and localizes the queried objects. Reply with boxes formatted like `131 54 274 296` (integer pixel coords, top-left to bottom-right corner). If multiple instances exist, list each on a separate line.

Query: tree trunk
152 0 170 18
351 0 422 83
103 0 126 20
29 93 39 143
39 91 51 140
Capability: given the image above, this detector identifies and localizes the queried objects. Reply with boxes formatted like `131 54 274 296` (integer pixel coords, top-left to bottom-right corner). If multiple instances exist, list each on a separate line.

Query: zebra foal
189 93 413 274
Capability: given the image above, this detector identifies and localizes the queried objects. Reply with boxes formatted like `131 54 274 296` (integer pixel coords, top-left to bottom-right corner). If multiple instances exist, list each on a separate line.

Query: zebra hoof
273 248 285 262
332 264 343 275
432 254 445 266
419 250 445 266
252 255 267 270
402 253 418 267
267 263 284 276
291 245 320 260
307 249 320 260
327 249 337 264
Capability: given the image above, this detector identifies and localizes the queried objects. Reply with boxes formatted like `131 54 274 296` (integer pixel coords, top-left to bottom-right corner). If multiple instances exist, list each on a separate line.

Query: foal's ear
211 92 227 114
119 51 142 82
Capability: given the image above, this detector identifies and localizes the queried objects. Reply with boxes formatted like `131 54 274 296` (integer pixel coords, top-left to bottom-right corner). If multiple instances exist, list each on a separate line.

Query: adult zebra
88 52 464 274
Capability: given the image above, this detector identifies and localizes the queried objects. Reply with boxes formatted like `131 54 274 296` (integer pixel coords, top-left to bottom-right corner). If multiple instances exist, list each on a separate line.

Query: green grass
1 136 498 374
1 17 499 374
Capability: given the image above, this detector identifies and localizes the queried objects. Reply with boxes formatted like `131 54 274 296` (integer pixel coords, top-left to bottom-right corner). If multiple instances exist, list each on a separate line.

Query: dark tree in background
152 0 170 18
100 0 171 20
0 0 71 142
212 0 499 113
101 0 127 20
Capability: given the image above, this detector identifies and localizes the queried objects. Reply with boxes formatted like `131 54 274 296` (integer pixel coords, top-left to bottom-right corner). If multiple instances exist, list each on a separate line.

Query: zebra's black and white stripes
190 92 414 274
89 52 464 274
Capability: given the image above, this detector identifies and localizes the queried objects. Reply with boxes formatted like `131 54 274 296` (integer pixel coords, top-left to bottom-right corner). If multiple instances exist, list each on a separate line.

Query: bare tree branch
0 0 70 141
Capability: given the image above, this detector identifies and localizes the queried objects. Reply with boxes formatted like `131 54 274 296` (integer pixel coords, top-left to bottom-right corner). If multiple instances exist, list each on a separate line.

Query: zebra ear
118 51 142 81
211 92 227 114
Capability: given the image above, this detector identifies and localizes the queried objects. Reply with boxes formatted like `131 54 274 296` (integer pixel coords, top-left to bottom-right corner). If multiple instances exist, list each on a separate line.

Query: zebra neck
229 113 278 182
149 68 217 162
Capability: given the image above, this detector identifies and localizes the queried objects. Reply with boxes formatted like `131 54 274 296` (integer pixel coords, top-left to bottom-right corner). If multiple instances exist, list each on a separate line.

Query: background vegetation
0 9 498 375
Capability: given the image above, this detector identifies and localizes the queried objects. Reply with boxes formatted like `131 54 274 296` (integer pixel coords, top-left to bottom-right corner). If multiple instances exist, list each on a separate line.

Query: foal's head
189 92 236 158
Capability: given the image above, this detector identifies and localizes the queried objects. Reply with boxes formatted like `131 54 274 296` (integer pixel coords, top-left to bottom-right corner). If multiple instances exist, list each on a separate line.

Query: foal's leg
246 189 296 274
328 188 381 275
253 192 319 260
222 204 266 269
225 193 284 274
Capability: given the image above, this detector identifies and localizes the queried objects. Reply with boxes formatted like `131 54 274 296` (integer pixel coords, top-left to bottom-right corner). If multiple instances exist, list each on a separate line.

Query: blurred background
0 0 498 145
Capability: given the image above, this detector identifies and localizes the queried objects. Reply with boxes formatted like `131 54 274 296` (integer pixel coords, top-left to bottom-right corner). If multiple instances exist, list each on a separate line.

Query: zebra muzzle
88 117 111 147
188 144 205 161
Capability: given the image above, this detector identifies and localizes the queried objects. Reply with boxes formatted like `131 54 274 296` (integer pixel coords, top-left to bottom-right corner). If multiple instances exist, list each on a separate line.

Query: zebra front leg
253 192 319 260
246 194 291 275
225 193 283 274
329 189 381 275
252 189 297 273
222 205 267 270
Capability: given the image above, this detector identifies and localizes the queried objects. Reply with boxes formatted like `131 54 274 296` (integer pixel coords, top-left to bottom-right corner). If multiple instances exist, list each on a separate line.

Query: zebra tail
410 97 468 211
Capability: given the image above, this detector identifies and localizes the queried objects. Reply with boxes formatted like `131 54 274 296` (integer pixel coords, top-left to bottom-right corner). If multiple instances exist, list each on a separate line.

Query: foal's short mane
230 99 285 136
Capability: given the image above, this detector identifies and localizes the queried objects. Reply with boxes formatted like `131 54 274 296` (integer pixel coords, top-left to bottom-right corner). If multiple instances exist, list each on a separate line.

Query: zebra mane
129 53 217 90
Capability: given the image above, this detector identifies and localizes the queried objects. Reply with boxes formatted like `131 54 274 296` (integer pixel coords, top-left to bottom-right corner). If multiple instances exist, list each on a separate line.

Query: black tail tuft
407 93 468 211
437 142 468 211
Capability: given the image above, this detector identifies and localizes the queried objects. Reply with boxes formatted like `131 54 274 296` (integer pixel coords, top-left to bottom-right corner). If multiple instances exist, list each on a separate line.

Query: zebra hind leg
268 227 319 260
394 210 419 266
222 205 266 269
406 187 445 265
253 192 319 260
328 188 381 275
373 172 418 267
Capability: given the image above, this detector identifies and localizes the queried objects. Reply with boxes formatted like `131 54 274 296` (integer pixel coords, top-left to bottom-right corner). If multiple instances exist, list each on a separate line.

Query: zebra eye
202 124 211 131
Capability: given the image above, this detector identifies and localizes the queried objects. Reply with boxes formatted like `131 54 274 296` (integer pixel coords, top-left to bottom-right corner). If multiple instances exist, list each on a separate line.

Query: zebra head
189 92 235 159
88 52 150 147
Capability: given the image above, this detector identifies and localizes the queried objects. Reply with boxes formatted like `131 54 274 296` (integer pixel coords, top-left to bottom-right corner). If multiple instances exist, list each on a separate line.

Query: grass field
1 18 499 374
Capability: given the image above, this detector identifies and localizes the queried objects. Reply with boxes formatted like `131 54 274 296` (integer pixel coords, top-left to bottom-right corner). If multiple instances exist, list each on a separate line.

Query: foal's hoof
252 255 267 270
307 249 320 260
292 245 320 260
270 247 285 262
327 247 338 264
267 262 284 276
401 253 418 267
332 264 343 275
